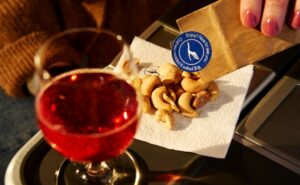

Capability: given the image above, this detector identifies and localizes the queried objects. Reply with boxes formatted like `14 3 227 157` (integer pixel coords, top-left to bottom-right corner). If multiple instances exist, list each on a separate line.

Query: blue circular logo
171 31 212 72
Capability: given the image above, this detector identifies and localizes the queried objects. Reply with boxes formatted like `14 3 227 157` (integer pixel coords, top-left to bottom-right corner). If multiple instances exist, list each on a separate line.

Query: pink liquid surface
36 70 139 162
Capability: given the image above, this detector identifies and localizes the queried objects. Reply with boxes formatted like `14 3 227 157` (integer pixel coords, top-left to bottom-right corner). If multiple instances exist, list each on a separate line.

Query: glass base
56 151 141 185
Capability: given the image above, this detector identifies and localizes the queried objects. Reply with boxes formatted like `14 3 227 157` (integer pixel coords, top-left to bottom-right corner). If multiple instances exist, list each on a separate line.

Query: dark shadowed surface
0 91 38 183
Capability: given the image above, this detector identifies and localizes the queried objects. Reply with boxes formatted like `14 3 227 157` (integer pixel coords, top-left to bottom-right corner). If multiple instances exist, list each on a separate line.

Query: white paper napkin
131 37 253 158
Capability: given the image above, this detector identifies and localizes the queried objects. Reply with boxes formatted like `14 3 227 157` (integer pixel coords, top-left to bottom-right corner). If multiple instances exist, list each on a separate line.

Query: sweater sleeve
0 0 60 97
0 32 48 96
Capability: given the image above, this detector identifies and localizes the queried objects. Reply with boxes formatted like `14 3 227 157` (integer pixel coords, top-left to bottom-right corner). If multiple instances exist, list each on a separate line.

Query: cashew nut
181 71 191 78
178 92 199 118
167 88 177 102
168 84 185 97
192 90 211 108
142 95 153 113
131 77 142 90
142 75 151 82
157 63 182 85
163 93 179 112
155 109 174 129
151 86 172 111
182 71 201 79
207 81 219 101
181 77 208 93
175 87 185 97
191 71 201 79
141 75 161 97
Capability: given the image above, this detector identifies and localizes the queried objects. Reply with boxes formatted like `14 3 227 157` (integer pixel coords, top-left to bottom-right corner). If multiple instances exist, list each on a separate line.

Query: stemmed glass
34 28 141 185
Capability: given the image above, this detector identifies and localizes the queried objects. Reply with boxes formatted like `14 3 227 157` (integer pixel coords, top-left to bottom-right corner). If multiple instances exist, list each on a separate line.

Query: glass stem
85 161 111 177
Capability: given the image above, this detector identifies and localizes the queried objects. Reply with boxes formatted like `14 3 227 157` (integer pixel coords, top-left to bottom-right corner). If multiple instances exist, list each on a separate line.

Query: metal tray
6 130 300 185
5 0 300 183
236 60 300 175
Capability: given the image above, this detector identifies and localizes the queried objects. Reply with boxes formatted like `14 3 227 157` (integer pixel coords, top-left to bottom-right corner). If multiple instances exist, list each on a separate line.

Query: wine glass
34 28 141 185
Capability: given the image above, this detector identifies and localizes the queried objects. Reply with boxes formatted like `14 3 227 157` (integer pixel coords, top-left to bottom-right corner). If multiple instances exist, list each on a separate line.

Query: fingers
291 0 300 29
261 0 289 36
241 0 299 35
240 0 263 27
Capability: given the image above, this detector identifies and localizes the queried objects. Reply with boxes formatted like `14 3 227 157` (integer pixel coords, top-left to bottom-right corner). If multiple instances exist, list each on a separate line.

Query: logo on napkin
172 31 212 72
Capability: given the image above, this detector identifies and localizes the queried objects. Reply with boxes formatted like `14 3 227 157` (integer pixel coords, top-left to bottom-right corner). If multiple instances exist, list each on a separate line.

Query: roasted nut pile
136 63 219 130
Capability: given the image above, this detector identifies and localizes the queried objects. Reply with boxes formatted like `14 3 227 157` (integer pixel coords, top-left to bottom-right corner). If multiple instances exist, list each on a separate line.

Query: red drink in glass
36 69 139 163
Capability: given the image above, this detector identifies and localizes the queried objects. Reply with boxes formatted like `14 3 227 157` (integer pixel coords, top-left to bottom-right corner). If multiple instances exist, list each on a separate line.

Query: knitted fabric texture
0 32 49 96
0 0 60 96
0 0 60 47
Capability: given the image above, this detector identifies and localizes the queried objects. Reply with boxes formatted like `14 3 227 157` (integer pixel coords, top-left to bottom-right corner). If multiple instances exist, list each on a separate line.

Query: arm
0 0 60 96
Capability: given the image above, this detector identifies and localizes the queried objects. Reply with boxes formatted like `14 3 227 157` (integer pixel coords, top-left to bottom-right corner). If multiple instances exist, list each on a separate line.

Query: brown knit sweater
0 0 177 97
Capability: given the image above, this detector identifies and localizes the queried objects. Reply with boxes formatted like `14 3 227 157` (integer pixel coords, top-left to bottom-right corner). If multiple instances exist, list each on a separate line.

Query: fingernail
262 18 279 36
292 10 300 29
243 10 258 27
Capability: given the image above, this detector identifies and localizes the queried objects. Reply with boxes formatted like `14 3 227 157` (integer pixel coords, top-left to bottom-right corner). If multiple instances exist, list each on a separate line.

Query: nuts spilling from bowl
138 63 219 130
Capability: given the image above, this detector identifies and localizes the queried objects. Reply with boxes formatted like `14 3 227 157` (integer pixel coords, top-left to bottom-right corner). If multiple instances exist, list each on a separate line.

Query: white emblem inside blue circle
179 39 205 66
171 31 212 72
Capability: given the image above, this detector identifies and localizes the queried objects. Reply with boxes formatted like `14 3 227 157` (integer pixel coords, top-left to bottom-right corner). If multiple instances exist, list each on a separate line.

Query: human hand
240 0 300 36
